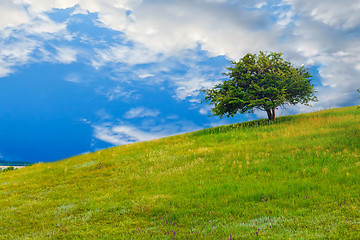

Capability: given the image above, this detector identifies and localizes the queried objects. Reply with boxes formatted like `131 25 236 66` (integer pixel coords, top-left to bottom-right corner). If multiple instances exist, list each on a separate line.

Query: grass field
0 106 359 239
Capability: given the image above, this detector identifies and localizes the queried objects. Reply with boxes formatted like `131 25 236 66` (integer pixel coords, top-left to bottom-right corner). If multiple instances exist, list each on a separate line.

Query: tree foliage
203 51 317 120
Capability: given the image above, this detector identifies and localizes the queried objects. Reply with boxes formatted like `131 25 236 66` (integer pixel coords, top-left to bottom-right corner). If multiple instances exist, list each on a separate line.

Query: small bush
1 166 15 173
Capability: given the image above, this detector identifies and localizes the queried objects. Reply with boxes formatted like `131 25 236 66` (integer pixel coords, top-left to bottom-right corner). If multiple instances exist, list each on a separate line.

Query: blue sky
0 0 359 163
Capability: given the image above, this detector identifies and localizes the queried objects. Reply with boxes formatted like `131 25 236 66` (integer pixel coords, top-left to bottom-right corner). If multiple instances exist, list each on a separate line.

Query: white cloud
95 85 138 102
174 76 218 100
283 0 360 29
165 54 223 100
95 109 113 121
0 63 12 78
26 16 67 36
0 38 39 77
0 1 75 76
23 0 78 13
124 107 160 119
93 123 161 145
0 0 30 29
92 43 161 67
281 15 360 108
255 2 267 8
55 47 77 64
64 73 82 83
77 0 142 31
0 0 69 33
0 0 359 112
137 72 155 79
93 120 200 145
123 0 278 59
93 124 133 145
82 118 91 124
199 105 212 115
0 39 77 77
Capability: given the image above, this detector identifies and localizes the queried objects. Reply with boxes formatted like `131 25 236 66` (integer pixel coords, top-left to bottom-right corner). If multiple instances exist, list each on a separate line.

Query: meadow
0 106 359 239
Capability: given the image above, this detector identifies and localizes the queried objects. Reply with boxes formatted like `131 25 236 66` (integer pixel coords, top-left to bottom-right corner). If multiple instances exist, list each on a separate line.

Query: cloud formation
55 46 77 64
124 107 160 119
93 120 200 146
284 0 360 29
0 0 30 29
0 0 359 125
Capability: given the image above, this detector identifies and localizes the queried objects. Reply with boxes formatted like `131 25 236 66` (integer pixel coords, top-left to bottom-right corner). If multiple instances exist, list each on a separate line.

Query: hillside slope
0 106 359 239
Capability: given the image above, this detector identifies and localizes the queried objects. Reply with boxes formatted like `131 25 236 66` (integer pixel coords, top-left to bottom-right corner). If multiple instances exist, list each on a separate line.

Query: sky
0 0 359 163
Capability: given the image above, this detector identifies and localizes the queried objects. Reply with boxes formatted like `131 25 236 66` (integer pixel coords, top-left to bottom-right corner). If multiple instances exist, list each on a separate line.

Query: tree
202 51 317 120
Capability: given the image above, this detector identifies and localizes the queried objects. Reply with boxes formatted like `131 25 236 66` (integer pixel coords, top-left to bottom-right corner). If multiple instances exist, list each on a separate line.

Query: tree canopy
202 51 317 120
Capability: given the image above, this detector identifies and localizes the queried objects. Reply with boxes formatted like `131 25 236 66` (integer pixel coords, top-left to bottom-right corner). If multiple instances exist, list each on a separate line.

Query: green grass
1 106 359 239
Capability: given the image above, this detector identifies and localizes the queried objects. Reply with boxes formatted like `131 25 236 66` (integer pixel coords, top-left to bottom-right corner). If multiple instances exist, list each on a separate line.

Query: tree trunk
266 109 271 120
266 108 276 120
271 107 276 120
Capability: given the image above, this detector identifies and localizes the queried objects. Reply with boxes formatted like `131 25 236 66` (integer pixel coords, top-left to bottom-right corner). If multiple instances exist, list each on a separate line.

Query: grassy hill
1 106 359 239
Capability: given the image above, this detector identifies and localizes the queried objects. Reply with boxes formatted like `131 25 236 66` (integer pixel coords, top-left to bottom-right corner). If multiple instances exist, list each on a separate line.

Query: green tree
202 51 317 120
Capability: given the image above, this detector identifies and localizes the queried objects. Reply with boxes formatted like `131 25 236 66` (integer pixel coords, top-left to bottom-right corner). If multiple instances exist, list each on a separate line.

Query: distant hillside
0 106 359 239
0 161 29 166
